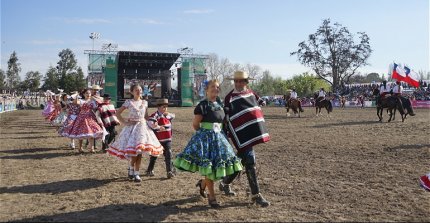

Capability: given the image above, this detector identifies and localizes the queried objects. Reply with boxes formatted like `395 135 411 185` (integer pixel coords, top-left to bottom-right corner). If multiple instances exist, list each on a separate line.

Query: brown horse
285 97 304 117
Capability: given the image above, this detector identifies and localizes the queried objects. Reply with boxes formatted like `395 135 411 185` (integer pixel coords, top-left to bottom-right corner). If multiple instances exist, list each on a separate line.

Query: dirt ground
0 106 429 222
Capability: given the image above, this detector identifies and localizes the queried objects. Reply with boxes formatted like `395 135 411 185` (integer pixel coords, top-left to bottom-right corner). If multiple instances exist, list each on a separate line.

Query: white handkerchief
213 123 221 133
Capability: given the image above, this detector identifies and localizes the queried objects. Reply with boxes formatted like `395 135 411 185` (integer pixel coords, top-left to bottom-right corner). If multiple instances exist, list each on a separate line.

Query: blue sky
1 0 429 80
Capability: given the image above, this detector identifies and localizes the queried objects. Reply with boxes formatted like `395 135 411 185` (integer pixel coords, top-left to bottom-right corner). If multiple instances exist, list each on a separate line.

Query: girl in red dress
64 89 103 153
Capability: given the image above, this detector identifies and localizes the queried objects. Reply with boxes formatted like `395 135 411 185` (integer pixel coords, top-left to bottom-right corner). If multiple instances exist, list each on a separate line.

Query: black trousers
102 126 116 150
147 141 173 172
222 147 261 195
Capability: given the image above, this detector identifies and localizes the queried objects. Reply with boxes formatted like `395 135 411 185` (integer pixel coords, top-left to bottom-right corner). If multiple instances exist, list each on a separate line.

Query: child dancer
51 94 68 128
173 80 243 208
59 91 81 149
95 93 120 152
107 84 163 182
145 98 175 179
64 89 103 153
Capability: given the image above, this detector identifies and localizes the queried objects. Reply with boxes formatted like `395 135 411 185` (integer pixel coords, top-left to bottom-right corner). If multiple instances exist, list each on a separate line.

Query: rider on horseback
288 89 304 112
317 88 326 103
377 80 391 106
392 81 403 97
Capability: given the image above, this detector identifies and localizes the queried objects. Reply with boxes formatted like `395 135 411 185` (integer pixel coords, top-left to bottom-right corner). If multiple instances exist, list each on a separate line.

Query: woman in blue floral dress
174 80 242 208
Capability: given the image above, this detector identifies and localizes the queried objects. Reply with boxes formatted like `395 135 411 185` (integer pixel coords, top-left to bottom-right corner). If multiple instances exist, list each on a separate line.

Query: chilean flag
404 66 420 88
391 63 406 81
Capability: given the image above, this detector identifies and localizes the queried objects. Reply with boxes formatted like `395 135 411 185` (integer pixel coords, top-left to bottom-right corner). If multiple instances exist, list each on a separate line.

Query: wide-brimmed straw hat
156 98 169 106
226 70 255 80
91 84 103 90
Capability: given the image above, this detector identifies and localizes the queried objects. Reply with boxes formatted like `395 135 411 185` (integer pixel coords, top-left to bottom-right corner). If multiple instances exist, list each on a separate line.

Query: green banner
181 62 193 107
104 58 118 107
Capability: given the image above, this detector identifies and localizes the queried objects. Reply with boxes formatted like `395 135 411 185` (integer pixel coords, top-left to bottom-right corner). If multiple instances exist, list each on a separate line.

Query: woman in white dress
107 84 163 182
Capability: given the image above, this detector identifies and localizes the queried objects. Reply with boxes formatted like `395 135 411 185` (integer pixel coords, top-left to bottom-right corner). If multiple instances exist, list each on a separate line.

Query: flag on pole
404 66 420 87
391 63 406 81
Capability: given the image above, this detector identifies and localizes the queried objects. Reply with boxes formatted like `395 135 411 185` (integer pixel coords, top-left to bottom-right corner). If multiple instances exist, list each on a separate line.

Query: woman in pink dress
59 92 81 149
42 92 55 119
64 89 103 153
107 84 163 182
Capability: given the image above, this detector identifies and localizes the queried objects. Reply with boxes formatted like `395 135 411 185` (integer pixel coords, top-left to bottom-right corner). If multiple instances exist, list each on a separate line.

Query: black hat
102 93 111 99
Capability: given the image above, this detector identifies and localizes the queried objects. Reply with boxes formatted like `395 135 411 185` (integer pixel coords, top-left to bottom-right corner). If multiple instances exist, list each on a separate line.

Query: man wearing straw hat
219 70 271 207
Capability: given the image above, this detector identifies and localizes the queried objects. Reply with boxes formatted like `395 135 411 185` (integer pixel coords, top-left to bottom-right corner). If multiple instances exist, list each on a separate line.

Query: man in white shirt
317 88 326 102
379 80 391 98
392 81 403 97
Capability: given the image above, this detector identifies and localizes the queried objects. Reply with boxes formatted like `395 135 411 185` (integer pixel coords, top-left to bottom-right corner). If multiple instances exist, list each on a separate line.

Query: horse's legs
388 109 393 122
377 107 383 121
392 108 396 121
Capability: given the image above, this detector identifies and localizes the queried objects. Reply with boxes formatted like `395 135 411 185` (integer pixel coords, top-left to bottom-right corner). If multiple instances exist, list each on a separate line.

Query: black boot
219 172 239 196
145 156 157 177
219 181 236 196
246 166 270 207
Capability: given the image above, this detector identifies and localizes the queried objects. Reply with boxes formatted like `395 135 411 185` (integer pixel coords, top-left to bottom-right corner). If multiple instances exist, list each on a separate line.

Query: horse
376 95 405 122
285 96 304 117
313 93 333 116
392 96 416 121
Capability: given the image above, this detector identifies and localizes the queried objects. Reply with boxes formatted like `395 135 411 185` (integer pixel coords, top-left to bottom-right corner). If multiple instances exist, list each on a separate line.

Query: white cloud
183 9 214 14
122 18 165 25
55 17 111 24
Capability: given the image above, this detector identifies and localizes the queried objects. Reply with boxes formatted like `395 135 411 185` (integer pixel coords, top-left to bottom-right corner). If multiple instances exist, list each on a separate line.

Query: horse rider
288 89 304 112
317 88 326 103
378 80 391 105
392 81 403 97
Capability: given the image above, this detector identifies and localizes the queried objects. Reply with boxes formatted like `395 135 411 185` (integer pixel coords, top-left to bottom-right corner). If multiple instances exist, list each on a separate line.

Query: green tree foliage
348 72 384 84
251 72 329 97
41 66 59 91
21 71 42 92
6 51 22 90
56 48 86 92
0 69 6 91
291 19 372 91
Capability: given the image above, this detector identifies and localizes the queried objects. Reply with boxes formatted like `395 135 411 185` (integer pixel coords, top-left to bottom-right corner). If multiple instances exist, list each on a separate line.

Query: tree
56 48 86 92
42 66 59 91
21 71 42 92
291 18 372 92
6 51 22 90
0 69 5 91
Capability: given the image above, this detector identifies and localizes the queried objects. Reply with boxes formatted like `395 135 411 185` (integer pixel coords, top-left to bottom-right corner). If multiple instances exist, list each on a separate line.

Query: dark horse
313 93 333 116
284 96 304 117
376 96 406 122
392 96 416 121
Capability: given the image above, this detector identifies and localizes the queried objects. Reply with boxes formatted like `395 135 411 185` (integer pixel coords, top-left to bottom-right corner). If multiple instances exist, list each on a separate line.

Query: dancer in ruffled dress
59 91 81 149
42 90 55 119
64 89 103 153
46 94 62 124
51 94 68 128
107 84 163 182
173 80 243 208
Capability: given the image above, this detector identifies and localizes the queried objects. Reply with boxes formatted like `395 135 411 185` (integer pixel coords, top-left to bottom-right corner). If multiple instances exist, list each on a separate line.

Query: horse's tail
402 97 415 116
328 100 333 112
396 98 405 115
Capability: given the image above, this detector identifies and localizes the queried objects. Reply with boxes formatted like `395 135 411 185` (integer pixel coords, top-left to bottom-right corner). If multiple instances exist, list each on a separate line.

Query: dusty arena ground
0 106 429 222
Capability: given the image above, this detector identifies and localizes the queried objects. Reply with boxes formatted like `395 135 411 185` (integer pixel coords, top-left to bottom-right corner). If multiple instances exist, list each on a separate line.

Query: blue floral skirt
174 128 242 181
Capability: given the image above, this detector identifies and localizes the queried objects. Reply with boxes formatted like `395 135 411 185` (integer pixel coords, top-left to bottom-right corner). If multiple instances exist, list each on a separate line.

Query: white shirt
318 90 326 98
392 85 403 94
290 91 298 99
379 85 391 93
